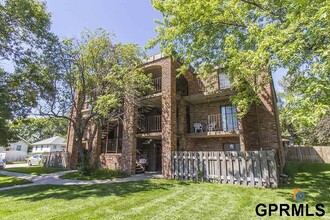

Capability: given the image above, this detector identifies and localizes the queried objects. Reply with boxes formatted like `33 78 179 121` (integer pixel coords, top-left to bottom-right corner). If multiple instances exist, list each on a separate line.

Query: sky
45 0 161 54
45 0 285 91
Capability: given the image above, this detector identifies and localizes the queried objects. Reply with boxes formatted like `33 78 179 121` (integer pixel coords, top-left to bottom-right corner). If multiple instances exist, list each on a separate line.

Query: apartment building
66 54 283 177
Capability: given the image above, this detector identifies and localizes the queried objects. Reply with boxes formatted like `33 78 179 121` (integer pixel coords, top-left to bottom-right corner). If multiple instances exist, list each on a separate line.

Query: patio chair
194 123 203 133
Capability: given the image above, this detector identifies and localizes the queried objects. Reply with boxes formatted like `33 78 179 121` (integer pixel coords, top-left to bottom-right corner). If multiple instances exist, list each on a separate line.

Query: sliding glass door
221 105 238 131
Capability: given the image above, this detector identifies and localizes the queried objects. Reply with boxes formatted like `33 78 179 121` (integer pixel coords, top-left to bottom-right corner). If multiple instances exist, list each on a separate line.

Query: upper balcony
151 77 162 94
143 53 165 64
184 73 234 104
143 65 163 99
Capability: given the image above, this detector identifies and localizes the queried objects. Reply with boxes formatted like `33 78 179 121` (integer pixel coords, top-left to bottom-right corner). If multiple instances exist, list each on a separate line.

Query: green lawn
0 174 32 188
60 169 128 180
4 166 64 175
0 162 329 220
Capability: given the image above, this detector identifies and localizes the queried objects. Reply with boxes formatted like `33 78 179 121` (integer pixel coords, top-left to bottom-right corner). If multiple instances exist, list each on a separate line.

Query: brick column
161 58 177 178
177 99 186 151
121 97 137 175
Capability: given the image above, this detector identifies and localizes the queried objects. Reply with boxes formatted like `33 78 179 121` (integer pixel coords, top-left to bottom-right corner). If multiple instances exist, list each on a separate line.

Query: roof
31 136 66 146
8 136 31 145
17 136 31 145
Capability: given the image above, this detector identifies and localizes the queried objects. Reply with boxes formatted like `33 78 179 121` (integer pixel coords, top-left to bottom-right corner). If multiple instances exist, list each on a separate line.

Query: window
224 143 241 151
16 145 22 151
218 73 230 89
221 105 238 131
53 146 56 150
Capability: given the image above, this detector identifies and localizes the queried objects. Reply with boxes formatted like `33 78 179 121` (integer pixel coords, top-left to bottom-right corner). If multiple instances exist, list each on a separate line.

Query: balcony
137 115 162 133
151 77 162 93
187 114 239 138
143 53 164 63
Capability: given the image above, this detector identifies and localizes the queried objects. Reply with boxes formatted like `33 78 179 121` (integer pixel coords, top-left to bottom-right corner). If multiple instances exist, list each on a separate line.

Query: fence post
240 151 247 186
260 150 269 187
221 151 227 184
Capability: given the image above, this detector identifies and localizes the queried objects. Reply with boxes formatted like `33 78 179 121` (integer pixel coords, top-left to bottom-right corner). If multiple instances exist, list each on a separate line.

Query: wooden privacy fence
286 146 330 163
42 152 68 169
172 150 278 188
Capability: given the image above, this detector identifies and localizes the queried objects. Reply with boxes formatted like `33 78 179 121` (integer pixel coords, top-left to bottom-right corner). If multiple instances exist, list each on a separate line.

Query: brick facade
66 54 283 176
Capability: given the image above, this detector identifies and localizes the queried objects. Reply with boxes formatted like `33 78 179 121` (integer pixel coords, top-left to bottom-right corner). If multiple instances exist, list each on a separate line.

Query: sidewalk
0 170 163 191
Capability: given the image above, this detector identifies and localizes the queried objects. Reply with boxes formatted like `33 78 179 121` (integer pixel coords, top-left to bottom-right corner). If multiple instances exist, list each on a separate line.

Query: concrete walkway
0 170 163 191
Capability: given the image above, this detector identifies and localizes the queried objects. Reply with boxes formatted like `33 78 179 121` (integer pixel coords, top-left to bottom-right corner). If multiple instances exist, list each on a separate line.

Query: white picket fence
172 150 278 188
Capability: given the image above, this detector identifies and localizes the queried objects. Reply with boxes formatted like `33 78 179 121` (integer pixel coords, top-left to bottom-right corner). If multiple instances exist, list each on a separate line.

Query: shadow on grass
4 166 64 175
0 179 199 202
276 162 330 207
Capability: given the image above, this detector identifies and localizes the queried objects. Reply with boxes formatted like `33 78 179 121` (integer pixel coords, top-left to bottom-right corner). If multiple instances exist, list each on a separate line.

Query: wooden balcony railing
138 115 162 133
207 114 222 131
152 77 162 93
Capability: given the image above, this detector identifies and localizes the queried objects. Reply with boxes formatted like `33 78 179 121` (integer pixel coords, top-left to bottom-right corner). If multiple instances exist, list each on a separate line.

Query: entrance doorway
137 138 162 172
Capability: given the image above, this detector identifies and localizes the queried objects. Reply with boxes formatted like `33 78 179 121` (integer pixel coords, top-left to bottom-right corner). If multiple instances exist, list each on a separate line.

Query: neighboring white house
0 137 30 162
31 136 66 154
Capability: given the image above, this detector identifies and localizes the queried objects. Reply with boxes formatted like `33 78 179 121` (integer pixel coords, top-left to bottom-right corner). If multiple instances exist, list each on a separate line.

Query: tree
39 29 151 173
148 0 330 119
9 117 68 143
0 0 58 145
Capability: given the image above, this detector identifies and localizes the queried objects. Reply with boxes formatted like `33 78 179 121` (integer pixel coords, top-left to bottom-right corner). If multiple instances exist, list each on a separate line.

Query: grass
0 174 32 188
0 162 329 220
60 169 128 180
4 166 64 175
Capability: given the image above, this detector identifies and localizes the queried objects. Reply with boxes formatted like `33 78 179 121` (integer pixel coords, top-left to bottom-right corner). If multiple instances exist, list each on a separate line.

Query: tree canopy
9 117 68 143
149 0 330 122
0 0 57 145
38 29 151 171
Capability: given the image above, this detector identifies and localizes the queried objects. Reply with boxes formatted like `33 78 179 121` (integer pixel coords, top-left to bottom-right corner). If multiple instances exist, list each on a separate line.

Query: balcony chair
194 123 203 133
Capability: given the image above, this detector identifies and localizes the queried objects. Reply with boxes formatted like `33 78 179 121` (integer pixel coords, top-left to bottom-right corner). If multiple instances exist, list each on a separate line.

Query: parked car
27 154 43 166
0 159 6 169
